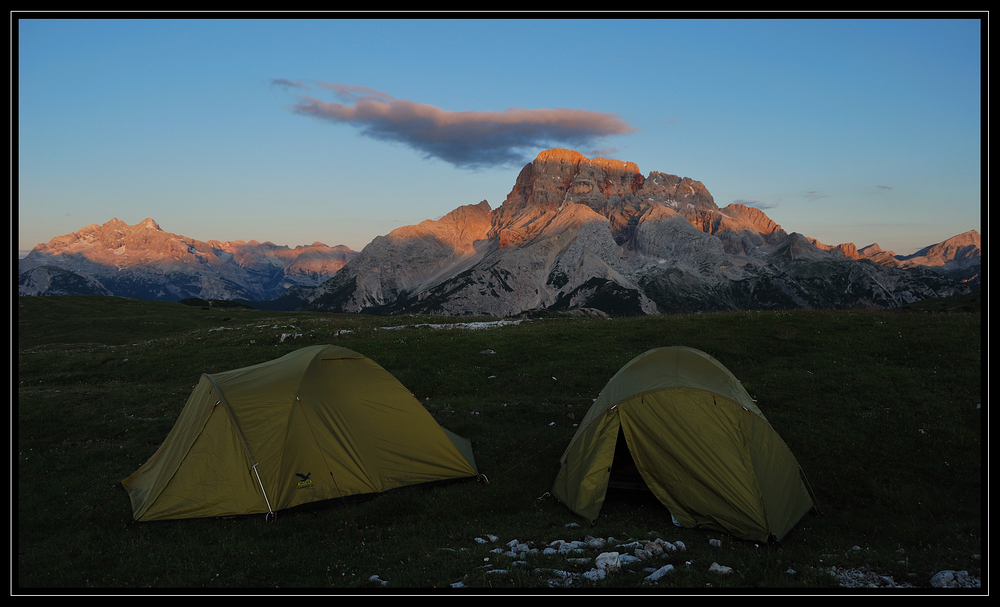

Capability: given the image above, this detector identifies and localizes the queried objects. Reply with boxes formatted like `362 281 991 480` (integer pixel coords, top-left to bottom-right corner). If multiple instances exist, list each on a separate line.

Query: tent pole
252 463 275 520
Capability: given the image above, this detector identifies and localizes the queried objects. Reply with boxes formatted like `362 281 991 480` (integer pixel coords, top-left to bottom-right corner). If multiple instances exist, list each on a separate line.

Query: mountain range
289 149 978 316
18 218 356 302
18 149 980 316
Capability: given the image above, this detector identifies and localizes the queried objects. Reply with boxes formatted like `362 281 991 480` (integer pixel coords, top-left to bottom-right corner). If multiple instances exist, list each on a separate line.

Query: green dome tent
551 347 814 542
122 345 479 521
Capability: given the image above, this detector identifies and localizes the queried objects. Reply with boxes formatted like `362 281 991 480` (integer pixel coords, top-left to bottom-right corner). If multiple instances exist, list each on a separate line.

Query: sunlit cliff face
384 200 493 257
483 149 724 251
486 149 642 248
495 149 643 215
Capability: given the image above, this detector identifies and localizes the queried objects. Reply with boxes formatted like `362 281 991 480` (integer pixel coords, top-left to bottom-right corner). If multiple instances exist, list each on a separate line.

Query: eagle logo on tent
295 472 312 488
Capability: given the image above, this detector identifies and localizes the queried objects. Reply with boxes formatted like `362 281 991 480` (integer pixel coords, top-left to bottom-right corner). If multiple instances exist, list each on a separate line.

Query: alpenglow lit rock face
18 218 356 302
299 149 978 316
18 149 978 314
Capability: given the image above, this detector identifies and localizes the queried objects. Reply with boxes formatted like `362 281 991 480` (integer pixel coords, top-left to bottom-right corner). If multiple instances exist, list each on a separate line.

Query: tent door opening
607 426 649 492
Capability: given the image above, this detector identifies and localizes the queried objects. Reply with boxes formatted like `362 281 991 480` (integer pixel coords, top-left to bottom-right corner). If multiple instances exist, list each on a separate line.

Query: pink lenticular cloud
285 83 636 169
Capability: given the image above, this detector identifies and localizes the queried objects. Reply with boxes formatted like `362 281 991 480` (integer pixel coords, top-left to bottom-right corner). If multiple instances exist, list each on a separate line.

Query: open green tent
551 347 814 542
122 344 479 521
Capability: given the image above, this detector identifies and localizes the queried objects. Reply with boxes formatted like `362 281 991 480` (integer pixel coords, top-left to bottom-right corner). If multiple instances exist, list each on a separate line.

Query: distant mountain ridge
18 149 979 315
295 148 979 316
18 218 357 301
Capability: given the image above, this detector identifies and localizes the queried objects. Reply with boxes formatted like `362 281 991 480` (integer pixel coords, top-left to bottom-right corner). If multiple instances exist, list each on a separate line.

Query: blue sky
17 17 982 257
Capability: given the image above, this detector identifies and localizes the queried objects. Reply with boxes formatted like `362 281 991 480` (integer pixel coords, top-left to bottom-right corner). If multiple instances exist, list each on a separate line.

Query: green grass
16 295 982 590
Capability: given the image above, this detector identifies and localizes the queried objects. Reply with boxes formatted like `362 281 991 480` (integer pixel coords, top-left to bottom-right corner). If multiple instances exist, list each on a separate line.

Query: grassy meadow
16 294 982 590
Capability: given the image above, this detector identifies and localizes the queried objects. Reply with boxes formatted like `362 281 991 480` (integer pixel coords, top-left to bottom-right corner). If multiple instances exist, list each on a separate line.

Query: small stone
586 537 606 549
644 541 664 556
930 570 980 588
595 552 620 572
645 564 675 582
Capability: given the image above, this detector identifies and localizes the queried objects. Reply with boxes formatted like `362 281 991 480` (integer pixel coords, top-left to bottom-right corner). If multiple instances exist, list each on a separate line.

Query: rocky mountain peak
496 149 646 215
499 149 580 215
491 149 691 248
36 217 163 254
387 200 493 255
19 218 358 302
300 148 976 317
719 204 782 235
859 243 889 255
900 230 981 269
639 172 715 210
943 230 981 248
565 156 645 210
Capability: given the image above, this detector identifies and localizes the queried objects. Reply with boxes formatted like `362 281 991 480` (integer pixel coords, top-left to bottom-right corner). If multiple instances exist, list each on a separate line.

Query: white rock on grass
585 536 606 549
930 570 981 588
619 554 643 566
645 564 675 583
595 552 621 572
827 566 914 588
551 539 587 554
506 539 531 554
643 541 664 556
473 533 716 587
